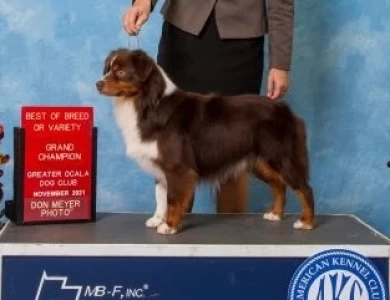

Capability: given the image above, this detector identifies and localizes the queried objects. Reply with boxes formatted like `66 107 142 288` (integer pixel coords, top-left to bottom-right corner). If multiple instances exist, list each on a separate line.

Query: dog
96 48 314 235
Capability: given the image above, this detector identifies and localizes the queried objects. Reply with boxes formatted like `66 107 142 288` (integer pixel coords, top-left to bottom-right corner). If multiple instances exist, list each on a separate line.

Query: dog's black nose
96 81 104 91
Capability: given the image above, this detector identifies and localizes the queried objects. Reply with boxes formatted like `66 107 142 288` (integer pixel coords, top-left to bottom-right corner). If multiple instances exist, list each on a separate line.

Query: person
122 0 293 214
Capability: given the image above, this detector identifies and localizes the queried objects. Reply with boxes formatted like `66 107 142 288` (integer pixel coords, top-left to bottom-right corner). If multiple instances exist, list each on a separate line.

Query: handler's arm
132 0 157 11
124 0 157 35
267 0 294 71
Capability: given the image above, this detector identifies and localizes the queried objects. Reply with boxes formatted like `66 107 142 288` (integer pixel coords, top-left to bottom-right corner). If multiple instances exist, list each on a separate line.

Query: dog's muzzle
96 80 104 92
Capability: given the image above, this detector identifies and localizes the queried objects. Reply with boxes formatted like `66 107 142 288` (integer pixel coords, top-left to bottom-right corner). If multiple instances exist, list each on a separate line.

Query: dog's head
96 48 156 98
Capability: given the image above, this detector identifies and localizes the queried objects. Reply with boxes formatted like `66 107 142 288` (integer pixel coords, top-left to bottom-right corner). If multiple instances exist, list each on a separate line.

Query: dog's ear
103 51 114 75
146 78 165 108
136 66 165 111
103 49 121 75
132 50 154 82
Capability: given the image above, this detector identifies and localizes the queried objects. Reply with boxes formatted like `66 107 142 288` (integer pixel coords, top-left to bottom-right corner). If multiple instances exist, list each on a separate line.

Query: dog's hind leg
283 123 315 229
291 183 314 230
253 160 287 221
281 159 315 230
289 119 315 229
157 168 198 235
253 159 315 229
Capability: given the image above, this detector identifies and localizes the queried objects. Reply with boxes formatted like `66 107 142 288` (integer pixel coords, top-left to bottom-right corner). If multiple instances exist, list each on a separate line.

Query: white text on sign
30 199 81 217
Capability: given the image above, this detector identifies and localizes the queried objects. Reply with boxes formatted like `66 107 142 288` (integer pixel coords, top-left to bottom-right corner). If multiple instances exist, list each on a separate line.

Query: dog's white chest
113 99 163 179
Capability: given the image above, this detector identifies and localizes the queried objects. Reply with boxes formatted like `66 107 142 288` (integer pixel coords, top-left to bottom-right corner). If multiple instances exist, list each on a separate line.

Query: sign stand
5 106 97 225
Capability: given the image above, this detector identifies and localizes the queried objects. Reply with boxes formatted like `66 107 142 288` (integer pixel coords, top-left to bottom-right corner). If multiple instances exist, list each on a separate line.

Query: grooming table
0 213 389 299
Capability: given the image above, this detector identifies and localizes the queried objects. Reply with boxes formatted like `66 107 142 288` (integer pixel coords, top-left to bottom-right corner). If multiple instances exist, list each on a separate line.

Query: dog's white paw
146 215 165 228
157 223 177 235
263 212 282 221
293 219 313 230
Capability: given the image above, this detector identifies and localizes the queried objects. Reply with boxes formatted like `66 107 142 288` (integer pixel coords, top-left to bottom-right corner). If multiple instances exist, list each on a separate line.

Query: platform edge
0 243 389 258
351 215 390 243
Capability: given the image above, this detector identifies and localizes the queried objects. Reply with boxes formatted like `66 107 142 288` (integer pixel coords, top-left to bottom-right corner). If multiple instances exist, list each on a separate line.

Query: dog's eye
116 70 126 78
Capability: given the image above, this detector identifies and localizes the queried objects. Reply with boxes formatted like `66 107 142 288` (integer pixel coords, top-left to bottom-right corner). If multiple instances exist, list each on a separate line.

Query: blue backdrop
0 0 389 236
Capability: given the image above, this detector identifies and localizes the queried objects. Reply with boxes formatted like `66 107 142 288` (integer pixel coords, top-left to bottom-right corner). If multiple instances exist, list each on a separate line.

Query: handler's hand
267 68 289 100
123 0 152 35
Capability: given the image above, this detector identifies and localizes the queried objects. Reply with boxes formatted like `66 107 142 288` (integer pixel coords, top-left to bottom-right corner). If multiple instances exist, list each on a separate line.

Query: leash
127 31 140 49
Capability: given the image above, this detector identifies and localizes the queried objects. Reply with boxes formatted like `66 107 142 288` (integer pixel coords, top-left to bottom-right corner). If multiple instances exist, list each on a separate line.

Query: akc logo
288 249 388 300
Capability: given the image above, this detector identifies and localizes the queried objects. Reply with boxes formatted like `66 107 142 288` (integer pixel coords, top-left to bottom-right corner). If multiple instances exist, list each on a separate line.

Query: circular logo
288 249 388 300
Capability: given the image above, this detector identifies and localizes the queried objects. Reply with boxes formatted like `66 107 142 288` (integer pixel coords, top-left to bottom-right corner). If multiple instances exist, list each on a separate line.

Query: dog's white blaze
102 71 112 80
113 97 165 183
110 54 119 68
157 65 176 96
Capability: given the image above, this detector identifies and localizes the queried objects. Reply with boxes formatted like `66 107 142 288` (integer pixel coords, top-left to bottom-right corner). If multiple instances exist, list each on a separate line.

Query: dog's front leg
146 179 168 228
157 169 197 235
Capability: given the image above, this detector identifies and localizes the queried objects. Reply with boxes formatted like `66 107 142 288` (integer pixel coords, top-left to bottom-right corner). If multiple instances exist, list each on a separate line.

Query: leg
185 192 195 213
157 169 198 235
292 185 315 230
254 159 315 229
263 183 286 221
253 160 287 221
146 179 167 228
216 172 248 213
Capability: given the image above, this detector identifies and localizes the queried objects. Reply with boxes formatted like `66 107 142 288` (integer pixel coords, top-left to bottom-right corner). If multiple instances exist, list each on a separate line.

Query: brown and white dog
96 48 315 234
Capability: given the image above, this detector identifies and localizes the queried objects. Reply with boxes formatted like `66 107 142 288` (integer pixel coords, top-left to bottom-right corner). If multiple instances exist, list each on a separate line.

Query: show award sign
5 106 97 225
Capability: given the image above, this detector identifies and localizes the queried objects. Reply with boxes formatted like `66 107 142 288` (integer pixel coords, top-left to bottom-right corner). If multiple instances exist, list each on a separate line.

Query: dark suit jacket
149 0 293 71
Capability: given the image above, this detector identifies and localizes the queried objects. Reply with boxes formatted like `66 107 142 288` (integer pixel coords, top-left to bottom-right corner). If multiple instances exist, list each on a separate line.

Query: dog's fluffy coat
96 48 315 234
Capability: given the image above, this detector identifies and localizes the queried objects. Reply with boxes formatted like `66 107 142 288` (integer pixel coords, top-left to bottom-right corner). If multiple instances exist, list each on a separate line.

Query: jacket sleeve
267 0 294 71
132 0 158 11
151 0 157 10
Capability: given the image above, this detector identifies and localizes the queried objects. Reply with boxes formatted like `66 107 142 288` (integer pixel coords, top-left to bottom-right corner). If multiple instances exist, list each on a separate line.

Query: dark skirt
157 10 265 96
